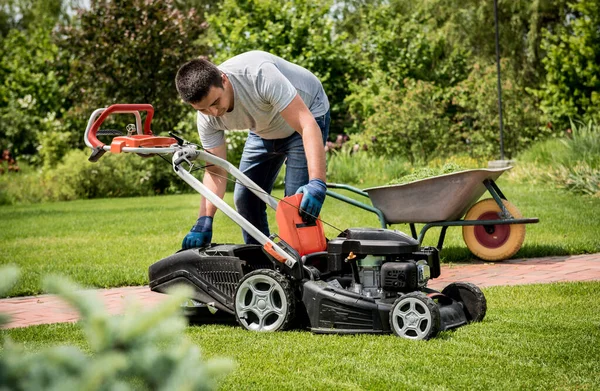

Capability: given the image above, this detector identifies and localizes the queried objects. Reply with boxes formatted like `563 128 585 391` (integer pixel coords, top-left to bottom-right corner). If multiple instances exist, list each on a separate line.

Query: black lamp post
494 0 505 160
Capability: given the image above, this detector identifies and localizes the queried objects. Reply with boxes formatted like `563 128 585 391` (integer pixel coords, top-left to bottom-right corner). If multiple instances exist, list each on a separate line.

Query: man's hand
296 179 326 223
182 216 213 249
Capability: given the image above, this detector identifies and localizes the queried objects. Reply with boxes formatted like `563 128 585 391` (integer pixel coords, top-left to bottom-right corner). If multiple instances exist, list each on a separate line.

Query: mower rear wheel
389 292 440 340
234 269 295 332
462 199 526 261
441 282 487 323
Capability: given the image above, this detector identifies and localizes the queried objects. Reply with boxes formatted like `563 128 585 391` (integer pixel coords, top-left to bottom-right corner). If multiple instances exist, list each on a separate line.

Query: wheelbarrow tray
364 167 511 224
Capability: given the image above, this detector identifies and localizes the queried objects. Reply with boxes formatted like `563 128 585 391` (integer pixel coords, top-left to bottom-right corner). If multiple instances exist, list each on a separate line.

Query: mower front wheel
462 199 526 261
234 269 296 332
441 282 487 323
389 292 440 340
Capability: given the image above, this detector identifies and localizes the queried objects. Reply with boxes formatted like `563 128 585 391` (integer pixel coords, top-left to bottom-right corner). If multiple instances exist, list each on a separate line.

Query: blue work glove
182 216 213 249
295 178 327 223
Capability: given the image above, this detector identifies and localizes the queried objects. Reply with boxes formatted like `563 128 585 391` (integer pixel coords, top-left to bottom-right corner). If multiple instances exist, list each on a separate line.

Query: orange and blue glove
295 178 326 223
182 216 213 249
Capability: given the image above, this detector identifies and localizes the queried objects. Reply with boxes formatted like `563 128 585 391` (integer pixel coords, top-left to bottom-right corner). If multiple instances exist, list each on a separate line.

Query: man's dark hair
175 58 224 104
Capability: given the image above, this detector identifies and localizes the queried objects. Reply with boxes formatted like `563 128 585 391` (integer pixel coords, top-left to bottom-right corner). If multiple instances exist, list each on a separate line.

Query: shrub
537 0 600 129
451 61 546 160
0 265 234 390
0 149 195 205
362 78 459 164
0 22 68 163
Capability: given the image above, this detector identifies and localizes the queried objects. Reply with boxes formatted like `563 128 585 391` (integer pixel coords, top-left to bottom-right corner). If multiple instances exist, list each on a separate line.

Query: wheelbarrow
326 168 539 261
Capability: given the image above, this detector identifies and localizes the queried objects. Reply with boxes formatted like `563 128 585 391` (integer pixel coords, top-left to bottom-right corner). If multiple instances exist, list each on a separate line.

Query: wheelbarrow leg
417 223 448 251
437 226 449 251
483 179 512 219
410 223 418 240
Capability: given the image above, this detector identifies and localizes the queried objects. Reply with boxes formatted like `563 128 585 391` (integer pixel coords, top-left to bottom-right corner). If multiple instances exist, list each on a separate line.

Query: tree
207 0 360 135
0 0 76 37
0 21 67 160
59 0 210 141
538 0 600 129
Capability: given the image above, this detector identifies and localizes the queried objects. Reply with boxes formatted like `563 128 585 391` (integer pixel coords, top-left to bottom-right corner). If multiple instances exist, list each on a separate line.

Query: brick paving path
1 253 599 329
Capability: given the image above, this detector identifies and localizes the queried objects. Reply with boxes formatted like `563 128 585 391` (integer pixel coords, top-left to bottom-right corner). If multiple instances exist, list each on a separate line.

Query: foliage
58 0 210 150
2 0 600 198
343 2 470 134
224 130 247 169
451 61 546 159
537 0 600 129
514 120 600 197
360 76 459 163
416 0 570 86
0 266 234 390
0 149 194 205
207 0 359 135
0 21 68 162
0 0 74 37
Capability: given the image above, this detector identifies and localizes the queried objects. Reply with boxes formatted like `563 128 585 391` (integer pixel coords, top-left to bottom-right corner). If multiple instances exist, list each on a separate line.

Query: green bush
451 61 546 159
0 149 196 205
537 0 600 129
361 77 459 163
0 265 234 390
0 21 68 162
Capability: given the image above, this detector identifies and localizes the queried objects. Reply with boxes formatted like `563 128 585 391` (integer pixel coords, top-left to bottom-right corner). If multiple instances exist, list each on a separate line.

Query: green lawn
3 282 599 390
1 177 599 297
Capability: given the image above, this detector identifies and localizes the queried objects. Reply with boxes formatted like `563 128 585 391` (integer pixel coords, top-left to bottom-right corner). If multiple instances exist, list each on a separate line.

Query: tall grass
512 120 600 197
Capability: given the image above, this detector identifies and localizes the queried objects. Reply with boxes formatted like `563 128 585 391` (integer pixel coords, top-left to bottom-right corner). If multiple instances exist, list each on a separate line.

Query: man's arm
280 94 326 181
198 142 228 217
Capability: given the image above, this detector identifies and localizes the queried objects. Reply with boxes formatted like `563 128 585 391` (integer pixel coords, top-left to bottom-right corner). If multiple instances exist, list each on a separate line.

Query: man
175 50 330 248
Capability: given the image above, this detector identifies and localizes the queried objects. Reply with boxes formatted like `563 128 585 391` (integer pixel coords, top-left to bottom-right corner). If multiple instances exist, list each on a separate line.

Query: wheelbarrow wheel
462 199 526 261
234 269 296 332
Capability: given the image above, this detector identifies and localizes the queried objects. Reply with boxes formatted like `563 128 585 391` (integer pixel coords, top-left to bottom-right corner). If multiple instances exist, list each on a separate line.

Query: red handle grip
88 104 155 148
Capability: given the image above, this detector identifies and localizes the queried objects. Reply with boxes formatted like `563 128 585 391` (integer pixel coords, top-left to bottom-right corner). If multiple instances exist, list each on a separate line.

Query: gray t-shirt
196 51 329 149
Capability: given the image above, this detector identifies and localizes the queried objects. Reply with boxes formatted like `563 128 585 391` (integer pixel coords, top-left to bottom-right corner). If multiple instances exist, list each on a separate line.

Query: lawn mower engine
298 228 482 339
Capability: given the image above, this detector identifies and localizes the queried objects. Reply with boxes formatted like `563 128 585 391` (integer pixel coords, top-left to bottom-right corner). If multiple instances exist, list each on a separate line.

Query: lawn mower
84 104 493 340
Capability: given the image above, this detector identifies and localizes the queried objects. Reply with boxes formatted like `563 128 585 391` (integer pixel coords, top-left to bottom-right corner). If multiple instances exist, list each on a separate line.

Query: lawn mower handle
84 104 154 149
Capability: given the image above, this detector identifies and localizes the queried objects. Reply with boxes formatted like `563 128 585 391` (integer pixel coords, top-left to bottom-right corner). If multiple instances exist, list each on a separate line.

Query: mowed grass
1 176 599 297
3 282 599 390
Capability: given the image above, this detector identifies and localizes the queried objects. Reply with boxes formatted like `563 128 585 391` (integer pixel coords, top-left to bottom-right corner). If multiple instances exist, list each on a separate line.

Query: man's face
191 74 233 117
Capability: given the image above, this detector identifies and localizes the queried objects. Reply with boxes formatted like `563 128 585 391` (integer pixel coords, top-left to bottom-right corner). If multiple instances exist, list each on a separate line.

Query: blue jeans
234 111 330 244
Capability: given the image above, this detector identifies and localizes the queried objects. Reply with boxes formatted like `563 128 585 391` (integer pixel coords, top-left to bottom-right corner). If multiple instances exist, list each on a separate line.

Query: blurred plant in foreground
0 265 234 391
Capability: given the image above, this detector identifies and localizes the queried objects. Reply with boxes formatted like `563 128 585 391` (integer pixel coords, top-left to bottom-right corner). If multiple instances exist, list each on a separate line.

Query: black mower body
149 228 472 335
